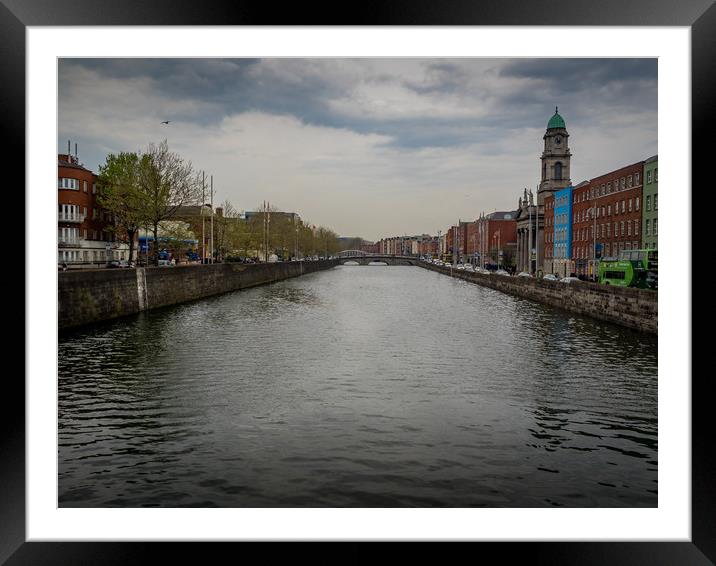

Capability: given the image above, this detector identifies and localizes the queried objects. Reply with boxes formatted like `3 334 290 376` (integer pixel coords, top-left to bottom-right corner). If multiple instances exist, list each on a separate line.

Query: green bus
598 249 658 289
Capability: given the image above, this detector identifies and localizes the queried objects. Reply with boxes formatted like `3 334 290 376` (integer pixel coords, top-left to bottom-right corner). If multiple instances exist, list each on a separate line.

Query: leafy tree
96 151 147 265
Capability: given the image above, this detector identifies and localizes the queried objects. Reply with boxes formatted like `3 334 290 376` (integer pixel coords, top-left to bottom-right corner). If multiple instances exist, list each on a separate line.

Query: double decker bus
598 249 657 289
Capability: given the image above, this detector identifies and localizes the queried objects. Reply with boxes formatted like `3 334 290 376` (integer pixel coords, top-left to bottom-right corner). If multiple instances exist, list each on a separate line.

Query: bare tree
140 140 201 265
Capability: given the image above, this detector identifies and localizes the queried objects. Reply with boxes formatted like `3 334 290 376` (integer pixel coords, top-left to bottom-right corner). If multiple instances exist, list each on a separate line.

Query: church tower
537 107 571 205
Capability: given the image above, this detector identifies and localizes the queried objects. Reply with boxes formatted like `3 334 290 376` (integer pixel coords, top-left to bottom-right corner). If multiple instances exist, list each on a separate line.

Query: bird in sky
160 120 171 125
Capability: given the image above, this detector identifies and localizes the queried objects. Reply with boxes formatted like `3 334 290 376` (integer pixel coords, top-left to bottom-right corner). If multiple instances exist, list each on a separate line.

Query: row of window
571 194 656 224
574 173 643 203
646 168 658 184
58 228 116 242
573 219 649 241
573 241 641 259
58 177 97 193
58 250 126 263
57 204 115 222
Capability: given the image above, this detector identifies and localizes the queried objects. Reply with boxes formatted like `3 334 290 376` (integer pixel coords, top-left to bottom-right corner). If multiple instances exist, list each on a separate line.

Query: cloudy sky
58 58 657 241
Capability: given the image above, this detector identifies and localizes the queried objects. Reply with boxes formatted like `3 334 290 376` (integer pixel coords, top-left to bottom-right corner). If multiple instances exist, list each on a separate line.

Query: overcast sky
58 58 657 241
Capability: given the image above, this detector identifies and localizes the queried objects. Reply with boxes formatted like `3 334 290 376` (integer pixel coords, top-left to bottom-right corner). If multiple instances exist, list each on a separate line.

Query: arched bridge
336 252 418 266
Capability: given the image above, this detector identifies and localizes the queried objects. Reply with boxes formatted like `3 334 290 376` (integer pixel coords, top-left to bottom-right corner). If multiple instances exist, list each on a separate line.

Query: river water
58 265 658 507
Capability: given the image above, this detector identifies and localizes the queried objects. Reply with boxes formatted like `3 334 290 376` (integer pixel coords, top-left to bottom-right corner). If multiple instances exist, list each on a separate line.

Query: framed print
4 0 712 563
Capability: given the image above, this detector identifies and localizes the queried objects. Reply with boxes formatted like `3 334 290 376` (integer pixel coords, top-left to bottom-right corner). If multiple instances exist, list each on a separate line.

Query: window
655 169 658 182
601 184 605 195
654 194 658 210
620 221 624 236
634 220 639 235
607 223 610 237
58 178 78 190
621 201 625 214
635 172 640 185
607 204 611 216
647 170 652 183
636 197 640 211
83 180 87 192
627 221 632 236
92 183 97 194
653 219 657 235
554 162 562 179
628 198 633 212
620 178 625 189
627 175 633 187
646 219 651 236
646 195 651 211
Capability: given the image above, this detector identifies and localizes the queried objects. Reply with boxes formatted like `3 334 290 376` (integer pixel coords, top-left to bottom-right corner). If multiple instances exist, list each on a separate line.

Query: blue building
553 185 573 277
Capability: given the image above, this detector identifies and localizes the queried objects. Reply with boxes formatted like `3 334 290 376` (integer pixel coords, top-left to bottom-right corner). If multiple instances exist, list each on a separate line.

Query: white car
464 264 475 272
495 269 510 276
543 274 559 281
560 276 582 284
517 272 532 278
456 264 465 270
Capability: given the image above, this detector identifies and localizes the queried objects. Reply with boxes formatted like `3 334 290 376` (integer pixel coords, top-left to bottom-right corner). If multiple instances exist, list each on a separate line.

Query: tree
139 140 201 265
96 151 147 265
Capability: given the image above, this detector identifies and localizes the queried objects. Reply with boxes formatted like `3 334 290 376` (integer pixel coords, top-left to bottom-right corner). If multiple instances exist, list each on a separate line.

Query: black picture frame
4 0 710 563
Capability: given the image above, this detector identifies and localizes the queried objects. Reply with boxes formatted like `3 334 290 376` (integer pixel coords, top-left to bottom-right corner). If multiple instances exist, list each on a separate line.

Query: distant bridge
336 252 418 266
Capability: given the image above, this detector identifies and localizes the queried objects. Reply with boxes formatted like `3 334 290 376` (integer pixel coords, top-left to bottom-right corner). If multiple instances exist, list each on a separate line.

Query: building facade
543 194 555 274
552 185 573 278
515 190 540 274
58 152 130 265
536 108 572 271
642 155 658 250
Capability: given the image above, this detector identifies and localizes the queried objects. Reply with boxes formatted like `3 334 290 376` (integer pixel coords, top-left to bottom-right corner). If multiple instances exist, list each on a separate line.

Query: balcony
58 238 80 248
58 212 85 224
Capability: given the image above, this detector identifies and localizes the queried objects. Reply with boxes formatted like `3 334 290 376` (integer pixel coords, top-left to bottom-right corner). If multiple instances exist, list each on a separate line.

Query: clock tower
538 107 571 205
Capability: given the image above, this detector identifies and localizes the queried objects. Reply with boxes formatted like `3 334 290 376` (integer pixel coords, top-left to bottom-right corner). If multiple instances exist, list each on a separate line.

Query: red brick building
58 152 130 266
543 194 555 273
572 162 644 276
475 211 518 268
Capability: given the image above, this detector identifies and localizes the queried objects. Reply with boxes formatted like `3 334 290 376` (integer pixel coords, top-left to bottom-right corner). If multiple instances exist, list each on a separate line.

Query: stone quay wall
58 260 338 331
419 262 657 334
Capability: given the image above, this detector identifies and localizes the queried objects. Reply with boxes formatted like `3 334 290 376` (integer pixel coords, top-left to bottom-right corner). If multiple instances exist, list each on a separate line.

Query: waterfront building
642 155 658 250
552 185 574 278
58 150 130 266
571 181 593 276
475 211 518 268
543 194 555 274
515 189 540 274
575 161 645 276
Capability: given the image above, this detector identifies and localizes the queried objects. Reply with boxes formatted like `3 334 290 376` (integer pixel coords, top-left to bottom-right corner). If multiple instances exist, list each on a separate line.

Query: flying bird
160 120 171 125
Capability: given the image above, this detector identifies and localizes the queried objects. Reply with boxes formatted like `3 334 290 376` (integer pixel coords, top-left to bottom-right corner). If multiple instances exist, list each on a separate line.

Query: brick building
58 152 130 266
572 161 644 276
642 155 658 250
475 211 518 268
543 194 555 274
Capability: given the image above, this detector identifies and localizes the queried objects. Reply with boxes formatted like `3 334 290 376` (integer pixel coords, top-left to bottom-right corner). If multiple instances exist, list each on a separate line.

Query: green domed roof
547 106 565 129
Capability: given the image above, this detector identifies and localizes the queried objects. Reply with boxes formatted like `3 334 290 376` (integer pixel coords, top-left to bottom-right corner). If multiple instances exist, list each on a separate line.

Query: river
58 265 658 507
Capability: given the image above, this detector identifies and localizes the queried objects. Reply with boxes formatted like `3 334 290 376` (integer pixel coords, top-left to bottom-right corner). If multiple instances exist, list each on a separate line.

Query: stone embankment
419 262 657 334
58 260 338 331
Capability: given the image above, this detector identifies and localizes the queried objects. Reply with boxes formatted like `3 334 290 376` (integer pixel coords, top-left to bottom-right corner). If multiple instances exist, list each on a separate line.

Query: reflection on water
59 266 657 507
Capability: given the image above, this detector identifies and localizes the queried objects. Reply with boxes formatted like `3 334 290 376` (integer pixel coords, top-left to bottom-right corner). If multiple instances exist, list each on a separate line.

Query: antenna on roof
67 140 70 154
555 106 558 113
75 143 78 158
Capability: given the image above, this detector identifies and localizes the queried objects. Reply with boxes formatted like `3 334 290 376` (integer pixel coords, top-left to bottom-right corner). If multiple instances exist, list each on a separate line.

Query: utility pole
210 175 214 264
201 171 205 264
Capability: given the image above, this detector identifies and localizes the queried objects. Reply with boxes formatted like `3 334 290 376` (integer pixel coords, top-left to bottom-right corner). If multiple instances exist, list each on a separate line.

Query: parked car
495 269 510 276
560 276 581 284
464 264 475 272
543 273 559 281
517 272 532 278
